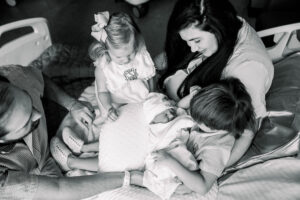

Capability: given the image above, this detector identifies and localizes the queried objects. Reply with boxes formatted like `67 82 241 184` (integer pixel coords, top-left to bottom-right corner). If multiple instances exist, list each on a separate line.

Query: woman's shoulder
228 19 273 73
235 19 269 57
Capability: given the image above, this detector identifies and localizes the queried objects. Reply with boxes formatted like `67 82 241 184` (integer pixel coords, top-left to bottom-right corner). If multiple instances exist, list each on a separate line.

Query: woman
158 0 274 166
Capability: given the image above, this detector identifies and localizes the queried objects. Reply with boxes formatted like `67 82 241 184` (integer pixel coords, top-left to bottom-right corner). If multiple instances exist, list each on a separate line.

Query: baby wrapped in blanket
142 93 198 199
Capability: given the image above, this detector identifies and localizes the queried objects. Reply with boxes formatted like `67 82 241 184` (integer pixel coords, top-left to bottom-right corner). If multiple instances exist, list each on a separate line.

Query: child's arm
225 129 255 167
95 67 119 120
153 150 217 195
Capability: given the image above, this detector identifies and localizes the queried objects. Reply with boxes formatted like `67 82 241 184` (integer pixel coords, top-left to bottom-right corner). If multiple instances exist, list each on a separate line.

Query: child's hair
0 76 14 137
190 78 255 137
89 12 144 61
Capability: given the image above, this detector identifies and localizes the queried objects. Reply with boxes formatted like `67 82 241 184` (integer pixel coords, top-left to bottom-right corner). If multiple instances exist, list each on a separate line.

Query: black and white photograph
1 0 300 199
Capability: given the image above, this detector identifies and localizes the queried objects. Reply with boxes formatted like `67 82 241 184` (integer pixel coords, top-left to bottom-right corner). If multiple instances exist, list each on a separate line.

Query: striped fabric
84 182 218 200
218 157 300 200
84 157 300 200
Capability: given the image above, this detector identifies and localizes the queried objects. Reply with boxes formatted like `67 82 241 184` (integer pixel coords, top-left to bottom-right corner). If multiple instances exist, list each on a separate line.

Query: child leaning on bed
89 11 156 121
50 12 156 173
145 78 256 198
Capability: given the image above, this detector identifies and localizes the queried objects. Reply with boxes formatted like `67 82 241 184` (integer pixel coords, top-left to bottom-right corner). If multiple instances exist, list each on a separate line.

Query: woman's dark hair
160 0 243 98
190 78 255 137
0 76 13 137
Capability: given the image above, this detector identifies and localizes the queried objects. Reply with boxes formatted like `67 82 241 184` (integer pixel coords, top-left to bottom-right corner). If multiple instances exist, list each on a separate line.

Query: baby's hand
107 107 119 121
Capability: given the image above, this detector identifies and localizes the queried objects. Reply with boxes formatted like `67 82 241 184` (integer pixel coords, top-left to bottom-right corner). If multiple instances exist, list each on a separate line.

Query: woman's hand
69 100 95 129
107 107 119 121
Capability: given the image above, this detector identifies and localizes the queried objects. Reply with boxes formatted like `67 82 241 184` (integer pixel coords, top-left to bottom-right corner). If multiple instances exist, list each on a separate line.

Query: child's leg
68 155 99 172
81 142 99 153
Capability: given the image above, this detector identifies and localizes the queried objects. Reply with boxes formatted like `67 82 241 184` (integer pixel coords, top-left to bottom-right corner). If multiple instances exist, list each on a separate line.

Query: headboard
0 17 52 67
258 22 300 63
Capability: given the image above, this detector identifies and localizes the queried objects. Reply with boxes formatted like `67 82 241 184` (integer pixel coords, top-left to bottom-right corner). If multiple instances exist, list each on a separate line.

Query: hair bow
91 11 110 42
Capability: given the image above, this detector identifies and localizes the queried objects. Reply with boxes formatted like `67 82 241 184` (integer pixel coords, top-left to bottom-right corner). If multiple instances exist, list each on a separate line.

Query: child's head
89 12 144 65
143 93 176 124
190 78 255 137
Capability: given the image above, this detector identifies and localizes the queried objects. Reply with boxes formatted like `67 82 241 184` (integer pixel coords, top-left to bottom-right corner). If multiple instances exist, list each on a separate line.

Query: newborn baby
143 92 198 200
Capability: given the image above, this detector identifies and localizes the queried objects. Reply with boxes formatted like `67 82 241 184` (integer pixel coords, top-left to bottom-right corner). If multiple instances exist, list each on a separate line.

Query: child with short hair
90 11 156 121
143 78 256 199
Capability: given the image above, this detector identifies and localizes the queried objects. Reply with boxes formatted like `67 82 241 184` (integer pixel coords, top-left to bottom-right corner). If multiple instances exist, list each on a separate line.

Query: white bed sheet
84 157 300 200
84 182 218 200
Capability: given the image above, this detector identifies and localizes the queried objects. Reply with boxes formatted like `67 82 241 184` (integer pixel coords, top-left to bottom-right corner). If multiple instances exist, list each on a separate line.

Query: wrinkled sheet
84 157 300 200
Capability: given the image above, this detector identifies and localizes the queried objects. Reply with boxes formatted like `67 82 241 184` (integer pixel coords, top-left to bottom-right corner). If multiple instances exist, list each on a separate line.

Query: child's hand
175 184 193 195
107 107 119 121
152 150 174 167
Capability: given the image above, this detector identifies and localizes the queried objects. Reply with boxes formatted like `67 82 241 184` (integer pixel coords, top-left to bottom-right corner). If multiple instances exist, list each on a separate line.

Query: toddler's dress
94 47 156 114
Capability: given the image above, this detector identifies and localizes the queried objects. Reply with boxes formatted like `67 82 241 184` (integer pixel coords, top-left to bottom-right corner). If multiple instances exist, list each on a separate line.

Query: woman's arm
34 171 143 200
1 170 143 200
43 74 95 129
153 150 217 195
177 86 201 109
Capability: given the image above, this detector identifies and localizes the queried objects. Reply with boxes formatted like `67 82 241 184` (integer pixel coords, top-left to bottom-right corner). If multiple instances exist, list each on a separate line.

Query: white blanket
144 116 197 199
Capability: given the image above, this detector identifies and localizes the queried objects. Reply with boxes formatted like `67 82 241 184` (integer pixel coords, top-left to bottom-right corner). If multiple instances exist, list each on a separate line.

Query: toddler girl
90 11 156 121
144 78 256 199
51 11 157 173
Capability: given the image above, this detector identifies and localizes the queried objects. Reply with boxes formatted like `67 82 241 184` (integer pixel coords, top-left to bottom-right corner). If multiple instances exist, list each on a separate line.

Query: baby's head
89 12 144 65
190 78 255 137
143 93 176 124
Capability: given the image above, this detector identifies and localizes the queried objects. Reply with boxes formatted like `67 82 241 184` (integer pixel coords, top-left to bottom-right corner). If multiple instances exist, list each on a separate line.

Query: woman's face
179 25 218 57
0 86 41 143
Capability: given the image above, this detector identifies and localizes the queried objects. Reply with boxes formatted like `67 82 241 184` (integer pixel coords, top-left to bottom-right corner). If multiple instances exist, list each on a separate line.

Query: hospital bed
1 18 300 200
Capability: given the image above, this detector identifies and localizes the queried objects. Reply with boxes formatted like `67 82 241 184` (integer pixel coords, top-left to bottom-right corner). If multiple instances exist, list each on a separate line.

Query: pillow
223 53 300 175
98 103 150 172
266 52 300 115
223 114 299 175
